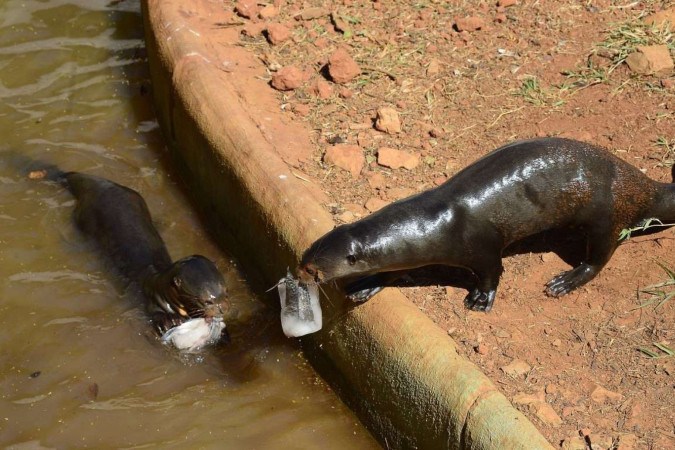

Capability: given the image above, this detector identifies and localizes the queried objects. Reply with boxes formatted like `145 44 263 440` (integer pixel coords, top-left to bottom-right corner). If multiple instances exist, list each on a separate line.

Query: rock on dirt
625 45 674 75
258 5 278 19
377 147 419 170
235 0 259 19
271 66 305 90
454 16 485 32
560 436 587 450
590 385 622 404
327 48 361 84
532 402 562 427
266 23 291 45
294 7 329 21
616 433 639 450
498 0 517 6
324 144 364 177
310 79 333 99
365 197 388 212
500 359 531 377
374 107 402 134
644 8 675 28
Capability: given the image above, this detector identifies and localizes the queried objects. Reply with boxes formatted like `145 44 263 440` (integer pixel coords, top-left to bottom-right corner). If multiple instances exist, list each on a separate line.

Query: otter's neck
648 183 675 225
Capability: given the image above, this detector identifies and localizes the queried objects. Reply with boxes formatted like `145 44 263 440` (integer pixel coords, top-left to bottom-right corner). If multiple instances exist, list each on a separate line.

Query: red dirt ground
207 1 674 448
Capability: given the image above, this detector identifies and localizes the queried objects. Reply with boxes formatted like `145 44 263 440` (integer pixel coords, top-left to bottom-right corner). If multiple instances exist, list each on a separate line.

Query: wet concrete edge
140 1 554 448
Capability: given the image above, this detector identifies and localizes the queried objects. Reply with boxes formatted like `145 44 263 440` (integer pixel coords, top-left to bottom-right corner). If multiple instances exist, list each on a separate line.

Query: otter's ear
347 255 357 266
173 277 182 288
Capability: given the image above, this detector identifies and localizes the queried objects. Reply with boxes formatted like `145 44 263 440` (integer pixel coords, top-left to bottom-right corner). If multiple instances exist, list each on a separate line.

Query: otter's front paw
346 286 383 303
464 289 496 312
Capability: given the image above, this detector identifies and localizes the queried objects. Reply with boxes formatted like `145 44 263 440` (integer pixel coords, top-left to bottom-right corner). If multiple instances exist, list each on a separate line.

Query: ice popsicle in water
277 269 322 337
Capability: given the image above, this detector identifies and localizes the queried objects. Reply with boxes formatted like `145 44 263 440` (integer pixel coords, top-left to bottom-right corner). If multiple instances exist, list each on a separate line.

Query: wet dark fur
299 138 675 311
28 161 228 335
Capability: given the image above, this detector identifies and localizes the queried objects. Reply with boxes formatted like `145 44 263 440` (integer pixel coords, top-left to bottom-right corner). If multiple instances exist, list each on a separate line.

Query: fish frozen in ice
277 269 322 337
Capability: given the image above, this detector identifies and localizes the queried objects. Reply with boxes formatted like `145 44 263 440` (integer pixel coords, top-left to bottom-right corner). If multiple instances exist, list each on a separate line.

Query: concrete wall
141 1 554 448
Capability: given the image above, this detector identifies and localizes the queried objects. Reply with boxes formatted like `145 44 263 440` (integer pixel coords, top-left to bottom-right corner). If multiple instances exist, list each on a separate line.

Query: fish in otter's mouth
161 315 227 352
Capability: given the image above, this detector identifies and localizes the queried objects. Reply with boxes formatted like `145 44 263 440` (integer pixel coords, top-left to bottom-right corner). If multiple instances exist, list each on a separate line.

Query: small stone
426 59 441 76
624 401 642 428
235 0 259 19
455 16 485 32
295 7 329 20
259 5 279 19
377 147 420 170
500 359 531 377
433 176 447 186
336 211 355 223
561 436 587 450
324 144 364 177
475 343 489 355
374 107 402 134
662 79 674 89
552 338 562 347
512 391 545 405
533 402 562 427
314 37 329 49
293 103 311 116
590 385 622 404
266 23 291 45
365 197 388 212
388 187 414 200
343 203 367 218
495 13 507 23
589 434 613 450
644 8 675 28
242 22 266 37
561 406 575 417
545 383 558 394
339 87 353 98
310 79 333 99
367 172 386 190
498 0 517 6
271 66 304 90
328 48 361 84
616 433 639 450
625 45 674 75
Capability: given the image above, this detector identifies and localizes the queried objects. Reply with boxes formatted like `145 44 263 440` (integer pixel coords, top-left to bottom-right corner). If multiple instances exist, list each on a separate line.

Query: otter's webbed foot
545 263 596 297
464 289 496 312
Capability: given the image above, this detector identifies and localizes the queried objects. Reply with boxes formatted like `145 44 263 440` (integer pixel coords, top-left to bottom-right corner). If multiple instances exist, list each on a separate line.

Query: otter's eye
346 255 357 266
172 277 182 288
306 267 316 276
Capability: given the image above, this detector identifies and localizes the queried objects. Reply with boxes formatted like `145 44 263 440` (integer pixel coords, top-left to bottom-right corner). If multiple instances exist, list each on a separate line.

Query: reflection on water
0 1 377 448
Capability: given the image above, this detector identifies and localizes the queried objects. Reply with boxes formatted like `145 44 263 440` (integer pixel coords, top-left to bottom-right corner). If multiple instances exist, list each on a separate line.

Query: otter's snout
297 263 323 284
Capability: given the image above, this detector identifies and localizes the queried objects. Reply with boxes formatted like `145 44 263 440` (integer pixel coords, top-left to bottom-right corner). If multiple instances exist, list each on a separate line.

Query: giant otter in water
298 137 675 311
27 161 228 348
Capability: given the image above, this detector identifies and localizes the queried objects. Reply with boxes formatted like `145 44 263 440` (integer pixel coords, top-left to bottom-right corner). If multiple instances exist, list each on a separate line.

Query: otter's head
156 255 227 319
297 224 375 284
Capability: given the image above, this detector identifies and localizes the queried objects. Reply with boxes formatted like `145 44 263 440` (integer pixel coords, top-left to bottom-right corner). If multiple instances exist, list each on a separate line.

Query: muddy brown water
0 1 378 448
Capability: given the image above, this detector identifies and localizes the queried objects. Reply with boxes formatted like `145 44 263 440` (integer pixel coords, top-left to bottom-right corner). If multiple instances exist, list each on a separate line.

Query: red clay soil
189 1 673 448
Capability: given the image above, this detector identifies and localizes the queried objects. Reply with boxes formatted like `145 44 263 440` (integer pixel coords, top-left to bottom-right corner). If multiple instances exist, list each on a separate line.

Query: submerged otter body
31 163 228 343
299 138 675 311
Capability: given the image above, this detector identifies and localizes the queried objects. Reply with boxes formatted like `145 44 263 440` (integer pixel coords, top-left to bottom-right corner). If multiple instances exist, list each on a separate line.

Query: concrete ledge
141 1 554 448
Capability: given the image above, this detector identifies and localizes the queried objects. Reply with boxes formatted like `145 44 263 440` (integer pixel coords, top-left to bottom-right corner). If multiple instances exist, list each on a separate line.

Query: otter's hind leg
545 227 619 297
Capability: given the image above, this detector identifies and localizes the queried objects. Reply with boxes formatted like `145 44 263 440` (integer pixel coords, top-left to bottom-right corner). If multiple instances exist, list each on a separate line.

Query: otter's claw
464 289 496 312
545 264 594 297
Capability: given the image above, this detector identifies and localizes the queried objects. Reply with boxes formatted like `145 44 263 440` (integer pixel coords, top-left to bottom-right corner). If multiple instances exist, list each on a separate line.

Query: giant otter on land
27 161 228 349
298 137 675 312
